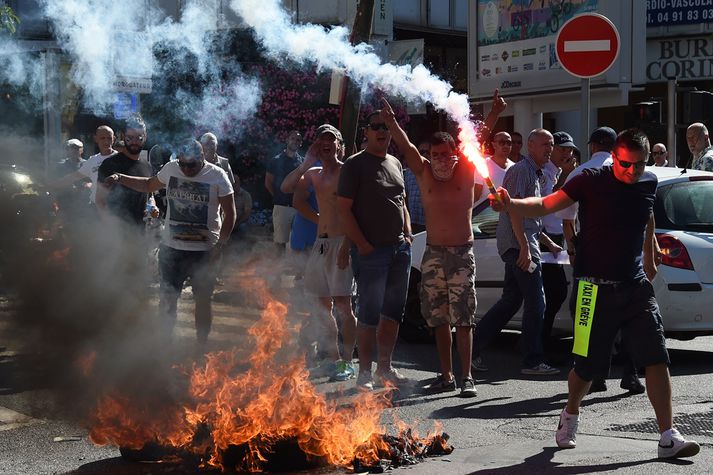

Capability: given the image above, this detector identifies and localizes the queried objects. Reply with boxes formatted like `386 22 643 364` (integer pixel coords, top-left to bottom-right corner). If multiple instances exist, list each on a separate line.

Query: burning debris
85 280 452 472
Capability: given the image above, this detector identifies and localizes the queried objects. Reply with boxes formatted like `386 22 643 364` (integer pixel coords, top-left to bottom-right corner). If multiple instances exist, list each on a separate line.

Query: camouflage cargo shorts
420 243 476 328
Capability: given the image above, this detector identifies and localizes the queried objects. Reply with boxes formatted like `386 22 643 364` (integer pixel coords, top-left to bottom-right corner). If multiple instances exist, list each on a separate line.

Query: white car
406 166 713 341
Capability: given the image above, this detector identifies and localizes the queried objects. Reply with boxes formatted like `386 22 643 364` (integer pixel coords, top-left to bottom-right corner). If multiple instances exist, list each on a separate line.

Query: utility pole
339 0 374 155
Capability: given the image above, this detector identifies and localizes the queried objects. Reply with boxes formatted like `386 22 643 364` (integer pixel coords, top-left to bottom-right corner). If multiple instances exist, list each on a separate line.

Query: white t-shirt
474 156 515 205
157 161 233 251
556 151 613 220
78 152 116 203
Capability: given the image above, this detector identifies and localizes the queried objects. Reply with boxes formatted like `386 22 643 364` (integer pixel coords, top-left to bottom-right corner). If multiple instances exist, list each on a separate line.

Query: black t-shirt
97 153 153 226
266 151 303 206
337 150 405 246
561 166 657 282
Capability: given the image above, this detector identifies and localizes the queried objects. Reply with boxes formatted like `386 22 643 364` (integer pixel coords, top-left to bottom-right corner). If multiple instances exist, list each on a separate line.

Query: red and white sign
556 13 620 79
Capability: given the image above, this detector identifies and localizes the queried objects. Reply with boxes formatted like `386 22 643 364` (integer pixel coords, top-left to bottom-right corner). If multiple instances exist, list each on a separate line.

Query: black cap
553 131 575 147
588 127 617 147
315 124 343 143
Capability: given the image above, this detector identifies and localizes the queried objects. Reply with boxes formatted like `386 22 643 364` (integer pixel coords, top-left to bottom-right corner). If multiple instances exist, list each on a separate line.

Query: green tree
0 4 20 35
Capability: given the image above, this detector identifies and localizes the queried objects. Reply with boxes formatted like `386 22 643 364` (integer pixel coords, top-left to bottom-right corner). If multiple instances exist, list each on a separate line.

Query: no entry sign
556 13 620 79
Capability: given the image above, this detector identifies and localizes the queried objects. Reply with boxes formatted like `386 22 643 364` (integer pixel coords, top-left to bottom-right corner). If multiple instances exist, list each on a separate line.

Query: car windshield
472 202 499 238
658 180 713 232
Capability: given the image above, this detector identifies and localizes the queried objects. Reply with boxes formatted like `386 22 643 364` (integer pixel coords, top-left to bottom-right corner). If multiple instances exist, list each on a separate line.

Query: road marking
564 40 610 52
0 406 42 431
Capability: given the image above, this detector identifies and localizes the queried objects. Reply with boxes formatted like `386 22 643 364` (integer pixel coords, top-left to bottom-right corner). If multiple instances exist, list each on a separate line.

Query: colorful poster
477 0 598 81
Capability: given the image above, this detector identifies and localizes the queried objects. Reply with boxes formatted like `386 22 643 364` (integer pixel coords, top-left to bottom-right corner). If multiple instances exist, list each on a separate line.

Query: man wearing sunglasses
488 128 699 460
651 143 669 167
474 131 515 204
104 139 236 348
97 115 153 226
337 108 412 390
556 126 645 394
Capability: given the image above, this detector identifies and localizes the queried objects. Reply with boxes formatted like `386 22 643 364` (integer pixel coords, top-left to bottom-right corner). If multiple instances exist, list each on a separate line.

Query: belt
579 276 622 286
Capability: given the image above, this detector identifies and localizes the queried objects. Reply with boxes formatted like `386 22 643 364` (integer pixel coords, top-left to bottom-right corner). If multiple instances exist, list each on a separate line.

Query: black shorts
569 278 670 381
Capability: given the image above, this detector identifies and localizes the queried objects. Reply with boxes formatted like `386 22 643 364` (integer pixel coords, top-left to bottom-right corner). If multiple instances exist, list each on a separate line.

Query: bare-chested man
291 124 357 381
382 98 477 398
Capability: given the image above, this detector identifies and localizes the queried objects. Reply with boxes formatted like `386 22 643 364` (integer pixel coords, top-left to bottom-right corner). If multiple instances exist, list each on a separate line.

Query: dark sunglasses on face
367 123 389 131
178 160 199 169
125 134 145 143
616 156 646 169
651 151 666 156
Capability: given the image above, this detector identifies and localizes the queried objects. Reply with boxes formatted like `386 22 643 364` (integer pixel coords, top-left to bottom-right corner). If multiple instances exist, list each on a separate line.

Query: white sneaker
356 371 374 391
555 408 579 449
658 428 700 459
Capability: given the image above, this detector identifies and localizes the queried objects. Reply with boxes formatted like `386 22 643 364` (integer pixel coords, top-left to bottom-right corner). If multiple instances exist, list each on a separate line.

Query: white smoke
0 0 262 140
229 0 473 129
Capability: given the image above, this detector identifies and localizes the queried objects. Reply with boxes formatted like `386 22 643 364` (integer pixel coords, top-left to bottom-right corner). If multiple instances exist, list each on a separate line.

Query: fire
87 279 449 471
458 120 501 201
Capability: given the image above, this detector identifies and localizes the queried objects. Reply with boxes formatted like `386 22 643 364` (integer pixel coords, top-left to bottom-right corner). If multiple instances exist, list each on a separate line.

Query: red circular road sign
556 13 620 79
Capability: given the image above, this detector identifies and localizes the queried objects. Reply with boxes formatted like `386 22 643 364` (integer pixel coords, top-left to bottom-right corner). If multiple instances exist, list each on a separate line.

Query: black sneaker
460 377 477 398
423 374 456 393
620 374 645 394
588 377 607 393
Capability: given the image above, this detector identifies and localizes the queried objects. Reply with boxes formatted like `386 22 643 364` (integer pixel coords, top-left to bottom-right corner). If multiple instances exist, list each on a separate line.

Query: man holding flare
486 128 699 459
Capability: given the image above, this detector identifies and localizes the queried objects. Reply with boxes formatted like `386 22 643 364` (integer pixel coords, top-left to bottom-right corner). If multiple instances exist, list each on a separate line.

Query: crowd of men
48 101 712 460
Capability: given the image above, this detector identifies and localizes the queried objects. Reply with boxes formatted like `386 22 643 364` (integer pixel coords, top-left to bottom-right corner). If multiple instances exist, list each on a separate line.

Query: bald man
686 122 713 171
651 143 669 167
49 125 116 204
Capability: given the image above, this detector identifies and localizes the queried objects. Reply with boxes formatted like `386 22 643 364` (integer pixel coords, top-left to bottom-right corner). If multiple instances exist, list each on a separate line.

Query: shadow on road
465 446 694 474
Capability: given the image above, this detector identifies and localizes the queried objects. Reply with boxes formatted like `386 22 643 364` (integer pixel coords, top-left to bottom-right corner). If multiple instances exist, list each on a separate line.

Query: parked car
404 166 713 342
0 164 64 287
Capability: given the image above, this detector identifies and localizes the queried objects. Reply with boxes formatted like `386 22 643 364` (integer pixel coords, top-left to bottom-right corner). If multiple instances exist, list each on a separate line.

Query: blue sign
647 0 713 26
113 92 138 120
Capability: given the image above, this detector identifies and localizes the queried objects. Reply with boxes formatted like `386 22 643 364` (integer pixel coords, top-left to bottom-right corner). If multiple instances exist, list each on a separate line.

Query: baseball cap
315 124 343 143
66 138 83 148
553 131 575 147
588 127 617 147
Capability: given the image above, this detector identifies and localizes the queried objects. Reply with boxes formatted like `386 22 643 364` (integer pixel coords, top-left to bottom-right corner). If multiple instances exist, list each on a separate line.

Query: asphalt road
0 259 711 475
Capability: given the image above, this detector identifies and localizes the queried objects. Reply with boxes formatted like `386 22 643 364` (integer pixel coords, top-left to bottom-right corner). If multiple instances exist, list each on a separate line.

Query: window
393 0 421 24
658 180 713 232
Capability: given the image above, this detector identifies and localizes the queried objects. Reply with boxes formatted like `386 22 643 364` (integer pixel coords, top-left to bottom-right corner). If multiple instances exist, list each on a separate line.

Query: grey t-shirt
337 150 405 246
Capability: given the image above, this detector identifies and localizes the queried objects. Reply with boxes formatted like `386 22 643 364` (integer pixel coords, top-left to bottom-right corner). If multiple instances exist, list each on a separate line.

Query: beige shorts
272 205 297 244
420 244 477 327
304 236 356 297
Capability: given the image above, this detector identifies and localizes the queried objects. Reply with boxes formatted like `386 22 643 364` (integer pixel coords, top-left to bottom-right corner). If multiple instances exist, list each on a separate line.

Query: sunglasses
178 160 199 169
124 134 145 143
615 156 646 169
651 151 666 156
367 123 389 131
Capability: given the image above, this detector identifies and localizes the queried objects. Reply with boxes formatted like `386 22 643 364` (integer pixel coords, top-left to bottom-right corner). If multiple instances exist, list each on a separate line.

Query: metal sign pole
581 77 590 161
667 78 676 167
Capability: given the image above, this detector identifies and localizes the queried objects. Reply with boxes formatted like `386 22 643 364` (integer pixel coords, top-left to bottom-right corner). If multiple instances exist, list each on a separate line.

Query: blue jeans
473 248 546 368
352 241 412 328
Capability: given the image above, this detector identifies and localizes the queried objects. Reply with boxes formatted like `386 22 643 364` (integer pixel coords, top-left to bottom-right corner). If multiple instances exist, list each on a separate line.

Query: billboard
470 0 646 101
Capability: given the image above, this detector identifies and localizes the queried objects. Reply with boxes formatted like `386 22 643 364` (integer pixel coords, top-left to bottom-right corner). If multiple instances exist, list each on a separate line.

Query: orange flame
87 279 447 471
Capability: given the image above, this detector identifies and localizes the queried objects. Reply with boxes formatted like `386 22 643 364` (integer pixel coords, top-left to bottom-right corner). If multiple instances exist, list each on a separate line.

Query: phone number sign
647 0 713 26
